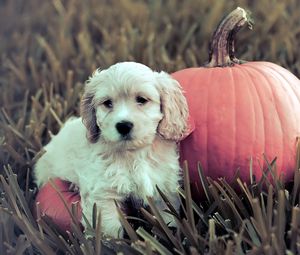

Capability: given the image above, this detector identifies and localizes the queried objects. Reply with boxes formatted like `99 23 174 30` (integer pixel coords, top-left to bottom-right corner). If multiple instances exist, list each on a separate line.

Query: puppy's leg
34 152 55 187
100 200 124 238
81 195 123 238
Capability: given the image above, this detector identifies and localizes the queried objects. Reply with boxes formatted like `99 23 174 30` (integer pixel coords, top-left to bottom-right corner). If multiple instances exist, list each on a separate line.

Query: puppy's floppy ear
80 73 101 143
156 71 189 141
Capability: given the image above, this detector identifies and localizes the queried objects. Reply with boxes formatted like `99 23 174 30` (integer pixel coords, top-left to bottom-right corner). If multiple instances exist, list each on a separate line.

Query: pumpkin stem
205 7 253 68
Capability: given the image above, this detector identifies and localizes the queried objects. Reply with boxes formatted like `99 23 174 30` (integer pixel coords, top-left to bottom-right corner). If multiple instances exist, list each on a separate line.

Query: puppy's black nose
116 121 134 136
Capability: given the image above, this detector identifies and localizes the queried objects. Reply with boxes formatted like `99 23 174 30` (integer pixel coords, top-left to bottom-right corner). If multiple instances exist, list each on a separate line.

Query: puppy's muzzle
116 121 134 139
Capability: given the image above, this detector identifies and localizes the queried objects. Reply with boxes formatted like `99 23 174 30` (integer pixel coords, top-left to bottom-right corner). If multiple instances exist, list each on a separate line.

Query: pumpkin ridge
238 64 267 174
271 72 292 176
206 68 215 173
260 62 300 105
229 67 237 176
257 64 298 110
200 68 211 173
264 64 300 115
261 67 285 173
208 68 237 178
259 64 300 173
237 66 255 169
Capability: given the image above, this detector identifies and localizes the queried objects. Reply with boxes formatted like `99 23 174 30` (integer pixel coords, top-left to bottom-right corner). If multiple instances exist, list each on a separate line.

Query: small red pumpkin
34 179 82 232
174 8 300 195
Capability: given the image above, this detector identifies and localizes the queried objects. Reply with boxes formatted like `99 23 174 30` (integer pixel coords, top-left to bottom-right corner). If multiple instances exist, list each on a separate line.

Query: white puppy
34 62 189 237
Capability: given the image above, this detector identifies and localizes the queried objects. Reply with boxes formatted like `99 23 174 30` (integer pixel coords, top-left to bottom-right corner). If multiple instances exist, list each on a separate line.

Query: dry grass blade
177 187 207 226
11 214 57 255
197 162 212 203
145 240 154 255
258 156 280 190
250 156 254 185
70 222 94 255
5 59 26 84
146 196 181 250
225 240 234 255
156 185 180 218
36 35 61 76
251 198 268 242
213 212 228 230
12 235 31 255
140 207 158 227
292 138 300 205
2 143 25 164
275 190 286 252
243 219 261 247
3 166 36 224
0 175 22 218
206 178 231 220
213 180 243 225
182 161 196 234
175 217 198 248
58 234 76 255
81 213 94 237
289 207 300 253
266 185 273 231
36 217 67 249
237 178 253 205
67 231 83 255
178 23 198 54
49 107 63 127
95 209 102 255
7 125 35 148
271 233 282 255
208 219 216 244
136 227 173 255
219 178 250 219
114 200 138 242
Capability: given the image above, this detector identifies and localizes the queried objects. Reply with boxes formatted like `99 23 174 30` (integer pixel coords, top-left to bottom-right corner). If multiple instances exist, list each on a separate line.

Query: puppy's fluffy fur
34 62 189 237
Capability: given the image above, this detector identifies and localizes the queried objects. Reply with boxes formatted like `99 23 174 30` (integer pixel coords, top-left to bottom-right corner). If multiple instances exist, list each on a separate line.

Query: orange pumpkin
34 179 82 231
174 8 300 195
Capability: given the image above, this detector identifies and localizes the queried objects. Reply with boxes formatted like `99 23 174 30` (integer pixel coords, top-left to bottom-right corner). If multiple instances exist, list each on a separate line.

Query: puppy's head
81 62 188 149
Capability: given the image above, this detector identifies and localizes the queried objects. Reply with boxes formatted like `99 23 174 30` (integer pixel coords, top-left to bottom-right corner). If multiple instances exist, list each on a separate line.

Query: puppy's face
81 62 189 150
94 72 162 149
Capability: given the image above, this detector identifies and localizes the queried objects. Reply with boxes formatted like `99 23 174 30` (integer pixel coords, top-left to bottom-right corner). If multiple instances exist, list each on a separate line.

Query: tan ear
156 71 189 141
80 84 101 143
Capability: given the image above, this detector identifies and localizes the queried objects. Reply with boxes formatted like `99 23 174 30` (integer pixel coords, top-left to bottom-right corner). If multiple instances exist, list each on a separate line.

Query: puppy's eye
103 99 113 109
136 96 148 105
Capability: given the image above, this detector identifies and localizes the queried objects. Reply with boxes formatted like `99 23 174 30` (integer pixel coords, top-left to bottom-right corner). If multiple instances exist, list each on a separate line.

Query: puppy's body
34 62 188 237
36 117 180 236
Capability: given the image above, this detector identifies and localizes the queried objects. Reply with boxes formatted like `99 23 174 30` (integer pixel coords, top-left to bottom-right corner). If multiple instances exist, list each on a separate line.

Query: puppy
34 62 189 237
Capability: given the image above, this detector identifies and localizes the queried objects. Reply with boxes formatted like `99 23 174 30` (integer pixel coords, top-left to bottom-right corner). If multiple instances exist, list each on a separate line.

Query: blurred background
1 0 300 182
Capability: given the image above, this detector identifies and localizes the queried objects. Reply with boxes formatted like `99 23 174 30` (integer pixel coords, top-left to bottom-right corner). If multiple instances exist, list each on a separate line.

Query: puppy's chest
104 159 168 198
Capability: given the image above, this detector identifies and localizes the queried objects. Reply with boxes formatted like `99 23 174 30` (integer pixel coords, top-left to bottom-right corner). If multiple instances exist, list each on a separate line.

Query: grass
1 0 300 254
1 156 300 254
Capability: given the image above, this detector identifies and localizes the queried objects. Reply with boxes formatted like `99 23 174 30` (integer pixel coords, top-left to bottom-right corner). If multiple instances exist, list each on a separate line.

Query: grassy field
1 0 300 254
